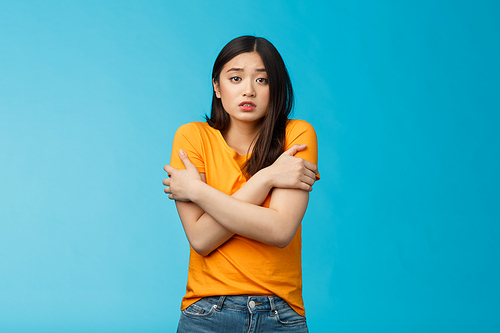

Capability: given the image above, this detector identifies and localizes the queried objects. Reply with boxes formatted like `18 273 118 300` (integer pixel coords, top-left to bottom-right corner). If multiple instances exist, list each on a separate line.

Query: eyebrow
226 68 267 73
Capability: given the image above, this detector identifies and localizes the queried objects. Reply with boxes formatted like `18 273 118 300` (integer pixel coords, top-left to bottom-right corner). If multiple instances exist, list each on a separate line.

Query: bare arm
188 182 309 248
164 145 317 251
172 169 273 256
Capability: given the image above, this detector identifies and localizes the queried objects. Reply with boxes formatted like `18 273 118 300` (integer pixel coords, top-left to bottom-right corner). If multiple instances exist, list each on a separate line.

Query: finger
298 182 313 192
283 144 306 156
302 170 317 184
164 165 175 175
179 149 198 171
162 178 170 186
164 186 171 194
302 160 318 174
283 144 307 156
299 171 315 185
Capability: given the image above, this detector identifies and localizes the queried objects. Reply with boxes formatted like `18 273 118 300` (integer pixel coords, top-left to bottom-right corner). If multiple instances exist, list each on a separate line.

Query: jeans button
249 300 256 308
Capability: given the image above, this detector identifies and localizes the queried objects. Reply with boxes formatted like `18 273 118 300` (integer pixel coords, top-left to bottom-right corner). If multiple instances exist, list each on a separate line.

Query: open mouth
239 102 256 107
239 102 257 111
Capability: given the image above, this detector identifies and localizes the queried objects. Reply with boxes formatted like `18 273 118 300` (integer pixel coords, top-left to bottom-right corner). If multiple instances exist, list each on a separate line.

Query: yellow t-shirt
170 119 319 316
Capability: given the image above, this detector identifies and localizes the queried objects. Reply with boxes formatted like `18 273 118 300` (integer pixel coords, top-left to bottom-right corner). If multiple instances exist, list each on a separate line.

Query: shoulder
171 122 213 170
175 121 210 135
284 119 319 165
286 119 317 138
174 121 217 140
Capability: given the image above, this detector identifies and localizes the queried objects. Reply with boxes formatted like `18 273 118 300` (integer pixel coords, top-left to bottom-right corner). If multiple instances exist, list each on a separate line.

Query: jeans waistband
203 295 290 313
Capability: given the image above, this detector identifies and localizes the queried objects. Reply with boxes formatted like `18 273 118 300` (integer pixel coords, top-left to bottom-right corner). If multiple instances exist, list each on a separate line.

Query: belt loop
268 296 277 314
216 296 226 311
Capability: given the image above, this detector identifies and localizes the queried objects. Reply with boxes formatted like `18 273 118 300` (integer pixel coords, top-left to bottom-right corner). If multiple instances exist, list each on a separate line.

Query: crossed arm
163 144 318 256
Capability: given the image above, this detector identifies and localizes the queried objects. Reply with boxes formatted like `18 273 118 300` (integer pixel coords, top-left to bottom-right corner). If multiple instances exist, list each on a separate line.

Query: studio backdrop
0 1 498 332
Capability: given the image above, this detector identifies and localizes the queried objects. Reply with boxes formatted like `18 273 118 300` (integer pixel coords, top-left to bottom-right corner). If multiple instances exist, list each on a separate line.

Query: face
213 52 270 128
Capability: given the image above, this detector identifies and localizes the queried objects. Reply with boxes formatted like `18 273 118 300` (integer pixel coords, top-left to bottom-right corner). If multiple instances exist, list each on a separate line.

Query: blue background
1 1 499 332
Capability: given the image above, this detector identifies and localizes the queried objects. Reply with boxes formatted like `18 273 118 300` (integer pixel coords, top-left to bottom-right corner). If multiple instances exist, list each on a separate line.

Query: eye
230 76 241 82
256 78 268 84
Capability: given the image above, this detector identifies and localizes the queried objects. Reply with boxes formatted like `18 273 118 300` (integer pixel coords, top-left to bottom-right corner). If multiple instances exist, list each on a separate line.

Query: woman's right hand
260 144 318 192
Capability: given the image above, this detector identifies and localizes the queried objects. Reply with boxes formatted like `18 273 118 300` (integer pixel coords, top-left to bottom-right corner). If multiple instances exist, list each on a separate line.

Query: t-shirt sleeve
285 120 320 180
170 123 205 173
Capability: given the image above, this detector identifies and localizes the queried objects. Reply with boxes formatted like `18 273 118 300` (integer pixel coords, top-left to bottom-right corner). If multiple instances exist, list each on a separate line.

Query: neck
223 119 262 155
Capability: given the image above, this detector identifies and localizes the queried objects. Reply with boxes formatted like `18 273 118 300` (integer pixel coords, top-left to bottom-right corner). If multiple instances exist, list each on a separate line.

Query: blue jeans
177 295 309 333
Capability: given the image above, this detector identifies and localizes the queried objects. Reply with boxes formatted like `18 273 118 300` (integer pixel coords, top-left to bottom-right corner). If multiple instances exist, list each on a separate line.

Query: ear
213 79 221 99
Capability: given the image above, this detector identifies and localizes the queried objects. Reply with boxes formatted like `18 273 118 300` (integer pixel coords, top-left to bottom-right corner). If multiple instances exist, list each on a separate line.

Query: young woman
163 36 319 332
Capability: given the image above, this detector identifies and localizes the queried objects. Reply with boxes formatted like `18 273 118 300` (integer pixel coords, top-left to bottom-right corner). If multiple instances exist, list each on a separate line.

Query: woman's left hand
163 149 203 201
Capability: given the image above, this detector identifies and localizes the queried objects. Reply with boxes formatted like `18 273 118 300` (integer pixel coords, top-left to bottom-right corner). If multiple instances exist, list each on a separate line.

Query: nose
242 80 255 97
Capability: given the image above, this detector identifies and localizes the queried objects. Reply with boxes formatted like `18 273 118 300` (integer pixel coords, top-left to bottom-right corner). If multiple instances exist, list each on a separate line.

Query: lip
239 101 256 111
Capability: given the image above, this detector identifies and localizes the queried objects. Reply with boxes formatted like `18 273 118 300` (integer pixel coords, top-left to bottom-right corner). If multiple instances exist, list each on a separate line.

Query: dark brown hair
206 36 294 177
